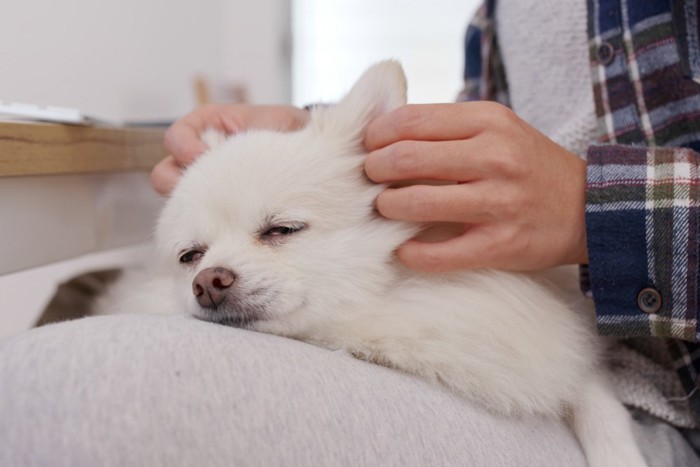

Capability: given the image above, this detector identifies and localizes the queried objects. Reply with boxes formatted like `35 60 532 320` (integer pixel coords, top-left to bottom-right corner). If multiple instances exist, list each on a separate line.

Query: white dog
105 61 646 466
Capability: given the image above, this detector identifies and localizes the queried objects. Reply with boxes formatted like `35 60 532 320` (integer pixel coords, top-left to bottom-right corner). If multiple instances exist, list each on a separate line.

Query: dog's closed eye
263 226 301 236
179 248 206 265
259 223 307 244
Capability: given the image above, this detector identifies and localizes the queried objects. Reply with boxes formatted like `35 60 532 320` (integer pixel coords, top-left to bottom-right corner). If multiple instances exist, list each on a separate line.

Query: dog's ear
308 60 407 141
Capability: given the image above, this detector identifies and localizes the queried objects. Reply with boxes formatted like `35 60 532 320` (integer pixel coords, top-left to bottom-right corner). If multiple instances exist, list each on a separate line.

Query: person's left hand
364 101 588 273
152 104 309 195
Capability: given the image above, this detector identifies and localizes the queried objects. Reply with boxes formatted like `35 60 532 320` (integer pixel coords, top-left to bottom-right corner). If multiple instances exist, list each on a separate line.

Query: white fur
108 61 647 466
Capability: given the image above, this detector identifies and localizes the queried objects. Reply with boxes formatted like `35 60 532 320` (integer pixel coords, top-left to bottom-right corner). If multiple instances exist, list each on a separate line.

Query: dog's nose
192 267 236 309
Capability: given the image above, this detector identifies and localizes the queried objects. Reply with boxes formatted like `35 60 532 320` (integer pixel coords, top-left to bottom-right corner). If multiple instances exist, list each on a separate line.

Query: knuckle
496 195 519 219
163 125 178 152
501 225 528 250
490 186 523 218
479 102 521 132
402 244 446 272
149 164 167 195
379 186 433 221
387 141 421 177
393 105 423 136
419 250 446 272
489 102 518 124
484 189 508 210
404 186 434 219
487 155 513 177
489 141 522 177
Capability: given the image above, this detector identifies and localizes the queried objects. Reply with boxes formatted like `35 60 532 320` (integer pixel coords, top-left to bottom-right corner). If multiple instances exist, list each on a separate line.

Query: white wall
1 0 479 129
222 0 292 104
0 0 290 122
292 0 481 106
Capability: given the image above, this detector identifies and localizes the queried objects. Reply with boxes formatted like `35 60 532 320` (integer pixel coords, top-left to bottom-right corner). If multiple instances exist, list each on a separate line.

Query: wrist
567 154 589 265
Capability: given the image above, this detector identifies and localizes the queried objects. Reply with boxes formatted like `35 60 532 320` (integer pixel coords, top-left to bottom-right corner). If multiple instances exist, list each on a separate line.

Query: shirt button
637 288 662 314
596 42 615 65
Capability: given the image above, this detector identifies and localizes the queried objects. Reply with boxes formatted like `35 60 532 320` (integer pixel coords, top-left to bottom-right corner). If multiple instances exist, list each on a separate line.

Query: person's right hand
363 102 588 273
152 104 309 195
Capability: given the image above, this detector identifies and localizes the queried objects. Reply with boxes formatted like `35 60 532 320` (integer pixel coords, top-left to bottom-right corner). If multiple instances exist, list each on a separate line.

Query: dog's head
156 61 419 336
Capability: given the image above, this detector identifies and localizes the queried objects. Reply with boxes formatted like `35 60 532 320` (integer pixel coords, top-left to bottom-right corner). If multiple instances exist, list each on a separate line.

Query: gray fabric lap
0 314 589 466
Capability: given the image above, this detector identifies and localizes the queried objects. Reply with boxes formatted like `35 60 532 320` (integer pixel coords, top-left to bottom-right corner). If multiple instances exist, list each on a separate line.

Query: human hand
152 104 309 195
364 102 588 273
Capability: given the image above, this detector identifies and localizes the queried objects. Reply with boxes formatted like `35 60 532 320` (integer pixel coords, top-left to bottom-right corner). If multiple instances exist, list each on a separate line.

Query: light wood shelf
0 121 167 177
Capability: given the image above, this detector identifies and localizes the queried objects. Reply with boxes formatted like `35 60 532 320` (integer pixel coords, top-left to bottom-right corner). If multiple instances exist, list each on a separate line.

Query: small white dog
107 61 646 466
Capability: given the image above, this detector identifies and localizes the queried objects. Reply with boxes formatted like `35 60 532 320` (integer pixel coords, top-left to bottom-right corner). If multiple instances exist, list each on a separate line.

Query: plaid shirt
461 0 700 421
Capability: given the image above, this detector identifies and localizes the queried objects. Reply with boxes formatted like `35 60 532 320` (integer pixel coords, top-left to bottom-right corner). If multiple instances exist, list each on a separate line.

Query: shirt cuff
585 144 700 341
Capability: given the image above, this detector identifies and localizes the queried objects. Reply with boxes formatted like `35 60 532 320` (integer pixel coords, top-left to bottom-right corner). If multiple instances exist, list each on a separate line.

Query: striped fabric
586 145 699 340
459 0 508 105
589 0 700 149
462 0 700 423
458 4 484 103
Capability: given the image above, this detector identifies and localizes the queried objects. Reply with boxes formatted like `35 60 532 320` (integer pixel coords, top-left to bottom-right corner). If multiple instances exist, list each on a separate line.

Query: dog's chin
191 302 269 329
194 311 256 328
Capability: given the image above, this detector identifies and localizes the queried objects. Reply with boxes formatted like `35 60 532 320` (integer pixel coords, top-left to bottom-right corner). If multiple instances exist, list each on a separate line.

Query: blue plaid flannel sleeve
585 0 700 341
457 1 509 106
465 0 700 418
586 144 700 341
463 0 700 341
458 4 486 102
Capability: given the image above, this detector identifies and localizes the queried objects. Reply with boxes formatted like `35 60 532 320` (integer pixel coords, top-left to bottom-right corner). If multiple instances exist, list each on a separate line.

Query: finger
246 105 310 132
396 231 495 272
163 121 207 166
365 139 482 183
164 109 243 166
364 101 514 151
150 155 182 196
376 184 492 224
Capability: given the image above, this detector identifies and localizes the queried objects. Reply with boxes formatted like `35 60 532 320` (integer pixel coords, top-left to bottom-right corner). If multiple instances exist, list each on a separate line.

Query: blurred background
1 0 479 121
